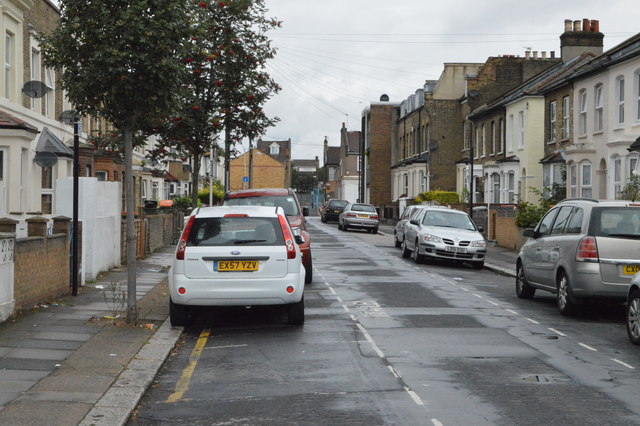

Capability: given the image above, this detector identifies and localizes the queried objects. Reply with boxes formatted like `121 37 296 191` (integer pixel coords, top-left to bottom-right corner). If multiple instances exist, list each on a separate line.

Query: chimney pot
573 20 581 31
550 51 556 58
564 19 573 32
542 51 547 59
533 51 538 59
592 19 600 32
583 18 591 32
525 51 531 59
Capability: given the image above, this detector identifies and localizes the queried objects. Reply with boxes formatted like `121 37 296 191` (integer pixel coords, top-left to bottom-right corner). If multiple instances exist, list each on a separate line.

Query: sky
256 0 640 163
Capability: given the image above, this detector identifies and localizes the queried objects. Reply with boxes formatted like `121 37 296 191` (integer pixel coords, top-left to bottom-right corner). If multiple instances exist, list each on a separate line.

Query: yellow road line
165 328 211 403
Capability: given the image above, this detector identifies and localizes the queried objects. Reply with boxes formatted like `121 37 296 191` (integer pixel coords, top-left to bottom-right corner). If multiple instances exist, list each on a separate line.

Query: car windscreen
187 217 284 246
590 207 640 238
351 204 376 213
328 200 349 208
224 195 300 216
422 211 476 231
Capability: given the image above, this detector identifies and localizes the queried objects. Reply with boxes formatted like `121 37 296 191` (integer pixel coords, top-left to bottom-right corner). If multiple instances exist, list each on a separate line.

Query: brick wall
230 149 285 190
491 205 529 252
369 104 397 205
14 234 70 310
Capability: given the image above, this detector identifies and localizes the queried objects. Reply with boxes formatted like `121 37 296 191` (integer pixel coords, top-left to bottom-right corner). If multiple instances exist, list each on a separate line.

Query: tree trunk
124 129 137 323
224 126 231 192
191 153 201 208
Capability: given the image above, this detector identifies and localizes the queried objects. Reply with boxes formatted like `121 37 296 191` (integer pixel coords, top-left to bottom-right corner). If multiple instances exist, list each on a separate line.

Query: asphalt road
129 217 640 425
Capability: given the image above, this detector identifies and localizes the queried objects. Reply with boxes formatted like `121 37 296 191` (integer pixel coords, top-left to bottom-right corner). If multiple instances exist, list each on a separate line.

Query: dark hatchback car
321 199 349 223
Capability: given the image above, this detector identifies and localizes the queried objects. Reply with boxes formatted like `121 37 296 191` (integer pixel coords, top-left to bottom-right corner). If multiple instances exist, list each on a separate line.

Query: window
152 182 159 200
613 157 621 197
481 124 486 157
536 208 559 237
579 89 587 135
507 114 514 153
45 67 55 118
463 121 469 151
636 71 640 122
402 173 409 196
508 172 515 203
4 33 13 99
617 76 625 125
424 124 430 153
566 208 584 234
419 170 425 193
551 207 573 235
269 143 279 155
492 173 500 204
549 100 557 141
491 121 496 156
518 111 524 148
41 165 53 215
96 171 107 181
474 126 479 159
31 47 40 110
141 179 147 199
569 164 577 198
498 118 504 154
562 96 570 139
628 155 639 181
594 84 603 132
581 162 592 198
85 165 92 177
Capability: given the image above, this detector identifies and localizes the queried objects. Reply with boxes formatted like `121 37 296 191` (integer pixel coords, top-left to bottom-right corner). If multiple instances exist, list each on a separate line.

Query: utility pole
248 138 254 188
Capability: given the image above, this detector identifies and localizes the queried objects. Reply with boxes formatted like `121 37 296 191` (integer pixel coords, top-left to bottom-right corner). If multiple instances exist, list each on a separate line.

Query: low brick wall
491 205 529 252
147 215 165 254
14 234 70 310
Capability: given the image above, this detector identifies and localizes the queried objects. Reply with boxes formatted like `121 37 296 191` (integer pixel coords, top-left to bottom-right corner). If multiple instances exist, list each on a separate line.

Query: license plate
623 265 640 275
357 214 369 218
214 260 258 272
445 246 467 253
334 210 340 213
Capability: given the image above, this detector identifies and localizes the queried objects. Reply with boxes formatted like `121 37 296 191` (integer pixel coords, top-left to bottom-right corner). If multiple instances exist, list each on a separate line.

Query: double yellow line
166 328 211 403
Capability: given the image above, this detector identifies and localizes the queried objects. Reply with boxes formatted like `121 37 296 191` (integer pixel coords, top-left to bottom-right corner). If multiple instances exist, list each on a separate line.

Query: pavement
0 245 182 426
376 221 518 277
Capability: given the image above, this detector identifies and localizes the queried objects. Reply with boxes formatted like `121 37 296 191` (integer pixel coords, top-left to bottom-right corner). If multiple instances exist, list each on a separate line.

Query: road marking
342 304 350 313
336 296 343 303
388 365 400 378
488 300 499 306
461 287 469 292
431 419 444 426
473 293 483 299
354 322 385 359
611 358 635 369
166 328 211 403
505 309 519 315
578 342 598 352
548 328 567 337
204 344 248 350
329 287 337 295
404 387 425 406
525 318 540 324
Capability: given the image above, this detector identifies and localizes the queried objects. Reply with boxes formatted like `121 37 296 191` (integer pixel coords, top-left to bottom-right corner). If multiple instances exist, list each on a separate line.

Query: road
129 217 640 425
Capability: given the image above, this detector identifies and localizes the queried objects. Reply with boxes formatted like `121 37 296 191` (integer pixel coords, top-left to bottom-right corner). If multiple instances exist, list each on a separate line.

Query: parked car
338 203 380 233
169 206 306 326
402 206 486 269
627 272 640 345
223 188 313 284
516 199 640 315
394 205 427 248
321 199 349 223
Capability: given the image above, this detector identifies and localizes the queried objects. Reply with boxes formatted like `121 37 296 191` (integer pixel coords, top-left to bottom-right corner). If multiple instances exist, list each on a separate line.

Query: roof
570 32 640 81
291 159 317 168
224 188 292 198
257 139 291 164
346 131 360 153
0 109 38 133
36 127 73 157
628 136 640 153
325 146 340 166
193 205 282 218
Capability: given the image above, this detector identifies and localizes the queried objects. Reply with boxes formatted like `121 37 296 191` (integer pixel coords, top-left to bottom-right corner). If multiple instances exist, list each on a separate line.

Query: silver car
402 206 486 269
627 272 640 345
338 203 380 233
516 199 640 315
394 205 426 248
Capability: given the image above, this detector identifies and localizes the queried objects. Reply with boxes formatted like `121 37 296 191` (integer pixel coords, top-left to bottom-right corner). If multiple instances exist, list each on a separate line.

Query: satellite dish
379 94 390 102
22 80 49 98
468 90 479 99
60 110 80 125
34 151 58 168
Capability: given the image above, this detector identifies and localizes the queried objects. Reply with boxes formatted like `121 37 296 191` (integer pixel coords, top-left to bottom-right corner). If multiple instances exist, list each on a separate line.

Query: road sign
242 176 249 183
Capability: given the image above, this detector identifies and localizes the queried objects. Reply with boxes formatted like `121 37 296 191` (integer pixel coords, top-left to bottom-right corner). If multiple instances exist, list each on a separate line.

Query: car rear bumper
344 219 379 229
571 263 629 299
169 272 304 306
323 212 341 221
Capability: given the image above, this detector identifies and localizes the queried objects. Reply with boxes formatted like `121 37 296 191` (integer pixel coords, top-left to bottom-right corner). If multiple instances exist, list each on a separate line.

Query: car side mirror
302 207 309 217
410 219 419 225
522 228 536 238
295 235 305 245
477 226 484 233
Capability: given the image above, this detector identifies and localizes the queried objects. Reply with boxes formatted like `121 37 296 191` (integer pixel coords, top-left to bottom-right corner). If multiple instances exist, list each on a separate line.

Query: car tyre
412 239 424 264
515 261 535 299
394 232 402 248
170 298 190 327
556 270 577 315
338 222 343 230
627 289 640 345
288 296 305 325
321 216 327 223
372 227 378 234
401 240 411 259
471 261 484 270
304 255 313 284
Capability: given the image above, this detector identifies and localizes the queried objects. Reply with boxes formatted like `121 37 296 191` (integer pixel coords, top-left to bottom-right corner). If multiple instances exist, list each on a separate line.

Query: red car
223 188 313 284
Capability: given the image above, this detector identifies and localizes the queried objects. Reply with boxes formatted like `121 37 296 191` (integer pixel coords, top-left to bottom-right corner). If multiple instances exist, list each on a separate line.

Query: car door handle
552 245 560 250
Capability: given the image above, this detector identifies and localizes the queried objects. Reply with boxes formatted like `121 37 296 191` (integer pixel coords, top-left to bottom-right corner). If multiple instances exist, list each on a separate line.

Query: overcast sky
257 0 639 163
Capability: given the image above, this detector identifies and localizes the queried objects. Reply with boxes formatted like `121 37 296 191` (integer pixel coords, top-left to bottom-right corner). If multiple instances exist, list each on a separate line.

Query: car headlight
470 240 486 248
422 233 442 243
291 226 302 237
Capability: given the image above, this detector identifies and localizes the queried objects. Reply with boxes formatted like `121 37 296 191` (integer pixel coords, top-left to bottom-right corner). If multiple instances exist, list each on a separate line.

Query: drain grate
521 374 569 384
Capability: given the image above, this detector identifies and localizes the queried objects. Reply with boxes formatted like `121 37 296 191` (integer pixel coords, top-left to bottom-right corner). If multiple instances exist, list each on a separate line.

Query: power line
275 31 636 37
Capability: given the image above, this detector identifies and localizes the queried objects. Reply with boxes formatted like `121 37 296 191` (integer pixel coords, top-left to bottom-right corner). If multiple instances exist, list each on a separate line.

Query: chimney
533 51 538 59
541 51 547 59
550 51 556 59
560 18 604 62
342 122 346 129
525 50 531 59
564 19 572 32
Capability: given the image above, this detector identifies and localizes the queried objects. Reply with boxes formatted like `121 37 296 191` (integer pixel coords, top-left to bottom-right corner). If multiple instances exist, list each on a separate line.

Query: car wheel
412 239 424 264
471 261 484 270
627 289 640 345
515 261 535 299
288 296 305 325
304 255 313 284
394 232 402 248
169 298 190 327
556 270 577 315
372 227 378 234
401 240 411 259
338 221 343 230
321 216 327 223
343 223 349 231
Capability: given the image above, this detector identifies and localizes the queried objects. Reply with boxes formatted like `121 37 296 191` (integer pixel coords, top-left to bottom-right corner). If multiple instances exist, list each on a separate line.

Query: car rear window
351 204 376 213
328 200 349 208
224 195 300 216
187 217 284 246
590 207 640 237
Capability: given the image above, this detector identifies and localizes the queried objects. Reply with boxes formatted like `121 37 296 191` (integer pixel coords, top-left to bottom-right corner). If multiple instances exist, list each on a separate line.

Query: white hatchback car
169 206 306 326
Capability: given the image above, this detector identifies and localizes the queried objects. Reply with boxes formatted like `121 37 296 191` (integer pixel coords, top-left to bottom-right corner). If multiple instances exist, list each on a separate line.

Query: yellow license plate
215 260 258 272
623 265 640 275
357 214 368 218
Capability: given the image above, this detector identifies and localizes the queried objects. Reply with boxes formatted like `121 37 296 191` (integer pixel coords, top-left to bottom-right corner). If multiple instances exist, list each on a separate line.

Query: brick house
229 148 286 190
333 123 360 202
257 138 292 188
322 137 340 201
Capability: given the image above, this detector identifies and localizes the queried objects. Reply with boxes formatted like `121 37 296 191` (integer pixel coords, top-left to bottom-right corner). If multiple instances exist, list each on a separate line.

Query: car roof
422 206 466 214
557 199 640 207
192 206 282 218
225 188 291 198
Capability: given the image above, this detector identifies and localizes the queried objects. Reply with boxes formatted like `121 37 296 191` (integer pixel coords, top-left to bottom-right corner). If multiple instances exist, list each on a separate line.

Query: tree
292 168 317 193
150 0 281 205
40 0 189 323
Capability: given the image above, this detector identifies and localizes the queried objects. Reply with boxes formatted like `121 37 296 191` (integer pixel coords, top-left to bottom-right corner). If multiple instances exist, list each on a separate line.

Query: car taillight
576 236 599 262
278 214 296 259
224 213 248 217
347 213 356 217
371 215 379 220
176 216 195 260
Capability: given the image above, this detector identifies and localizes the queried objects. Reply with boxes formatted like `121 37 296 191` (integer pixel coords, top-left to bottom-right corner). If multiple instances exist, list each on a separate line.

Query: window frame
579 89 587 135
549 100 557 142
617 76 625 126
581 162 592 198
594 84 603 132
562 96 570 140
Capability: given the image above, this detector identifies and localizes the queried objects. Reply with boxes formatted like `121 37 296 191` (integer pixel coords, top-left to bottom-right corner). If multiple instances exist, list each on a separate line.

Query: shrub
415 190 459 205
198 185 224 205
171 196 194 211
515 201 547 228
